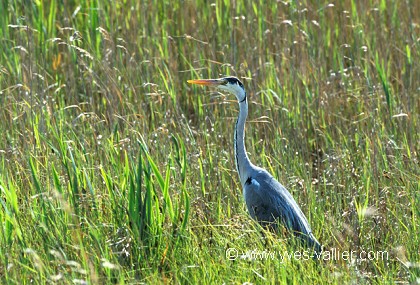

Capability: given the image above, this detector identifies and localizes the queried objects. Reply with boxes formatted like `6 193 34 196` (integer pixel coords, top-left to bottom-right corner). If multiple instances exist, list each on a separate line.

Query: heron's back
243 166 321 251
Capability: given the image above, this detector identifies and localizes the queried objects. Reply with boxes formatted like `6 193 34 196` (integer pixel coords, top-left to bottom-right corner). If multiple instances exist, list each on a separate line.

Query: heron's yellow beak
187 78 226 86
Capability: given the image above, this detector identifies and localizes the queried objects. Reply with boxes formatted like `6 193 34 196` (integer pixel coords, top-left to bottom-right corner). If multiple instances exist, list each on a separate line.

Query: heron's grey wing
243 176 291 229
249 170 322 251
262 174 312 233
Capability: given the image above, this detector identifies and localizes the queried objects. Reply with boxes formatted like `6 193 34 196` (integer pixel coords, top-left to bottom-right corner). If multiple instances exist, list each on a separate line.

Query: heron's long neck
235 98 252 185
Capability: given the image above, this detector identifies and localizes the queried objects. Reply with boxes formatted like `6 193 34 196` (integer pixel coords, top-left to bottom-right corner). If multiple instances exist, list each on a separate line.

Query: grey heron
188 76 322 252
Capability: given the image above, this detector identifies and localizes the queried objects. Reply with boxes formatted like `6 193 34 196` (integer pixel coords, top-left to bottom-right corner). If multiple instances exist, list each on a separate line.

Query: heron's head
188 76 246 102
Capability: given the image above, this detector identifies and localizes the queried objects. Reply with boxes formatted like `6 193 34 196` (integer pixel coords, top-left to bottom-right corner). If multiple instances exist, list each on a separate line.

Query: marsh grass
0 0 419 283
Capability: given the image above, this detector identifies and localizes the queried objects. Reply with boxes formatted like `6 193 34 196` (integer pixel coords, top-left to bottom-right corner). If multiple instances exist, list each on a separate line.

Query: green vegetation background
0 0 418 284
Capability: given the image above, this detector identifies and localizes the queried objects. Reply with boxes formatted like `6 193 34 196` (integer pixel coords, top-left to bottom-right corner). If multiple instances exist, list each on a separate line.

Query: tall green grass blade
163 157 175 222
375 52 392 115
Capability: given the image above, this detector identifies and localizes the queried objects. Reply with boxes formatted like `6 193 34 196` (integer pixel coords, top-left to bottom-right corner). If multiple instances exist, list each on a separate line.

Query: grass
0 0 419 283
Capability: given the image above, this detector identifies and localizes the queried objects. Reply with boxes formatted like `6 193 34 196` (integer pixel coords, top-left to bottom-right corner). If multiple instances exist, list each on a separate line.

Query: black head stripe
224 76 244 88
